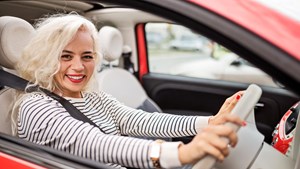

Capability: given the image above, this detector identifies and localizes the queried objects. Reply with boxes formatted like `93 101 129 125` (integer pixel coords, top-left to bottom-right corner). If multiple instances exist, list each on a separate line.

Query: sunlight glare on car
255 0 300 22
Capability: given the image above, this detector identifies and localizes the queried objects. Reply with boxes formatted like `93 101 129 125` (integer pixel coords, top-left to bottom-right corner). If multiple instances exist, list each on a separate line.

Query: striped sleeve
17 93 155 169
96 92 207 138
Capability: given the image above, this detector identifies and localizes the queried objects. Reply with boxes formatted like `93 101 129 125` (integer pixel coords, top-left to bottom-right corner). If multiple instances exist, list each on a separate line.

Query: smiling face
54 29 95 98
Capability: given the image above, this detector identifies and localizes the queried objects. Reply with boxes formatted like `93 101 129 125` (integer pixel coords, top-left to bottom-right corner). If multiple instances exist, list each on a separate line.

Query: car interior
96 26 162 113
0 1 300 169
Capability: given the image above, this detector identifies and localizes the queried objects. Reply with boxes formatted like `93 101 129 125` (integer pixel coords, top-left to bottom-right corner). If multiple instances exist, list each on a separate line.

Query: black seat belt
0 69 103 132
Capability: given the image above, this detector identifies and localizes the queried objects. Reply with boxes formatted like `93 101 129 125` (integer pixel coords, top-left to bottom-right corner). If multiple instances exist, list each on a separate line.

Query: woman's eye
61 55 72 61
82 55 94 61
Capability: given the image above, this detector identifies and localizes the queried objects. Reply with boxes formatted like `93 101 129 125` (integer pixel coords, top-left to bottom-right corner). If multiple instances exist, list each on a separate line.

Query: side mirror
230 59 242 66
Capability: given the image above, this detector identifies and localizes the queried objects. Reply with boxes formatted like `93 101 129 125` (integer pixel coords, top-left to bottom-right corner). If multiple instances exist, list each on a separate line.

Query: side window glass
145 23 279 88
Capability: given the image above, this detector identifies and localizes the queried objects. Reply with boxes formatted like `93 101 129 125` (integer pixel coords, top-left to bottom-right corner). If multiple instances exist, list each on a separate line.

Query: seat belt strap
0 69 103 132
0 69 28 91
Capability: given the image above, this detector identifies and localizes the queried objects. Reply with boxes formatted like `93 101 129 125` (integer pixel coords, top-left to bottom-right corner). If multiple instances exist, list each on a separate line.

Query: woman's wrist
178 143 189 165
208 115 215 125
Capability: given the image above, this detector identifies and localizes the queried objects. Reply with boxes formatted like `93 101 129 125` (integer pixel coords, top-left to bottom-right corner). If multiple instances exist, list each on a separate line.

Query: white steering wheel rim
192 84 262 169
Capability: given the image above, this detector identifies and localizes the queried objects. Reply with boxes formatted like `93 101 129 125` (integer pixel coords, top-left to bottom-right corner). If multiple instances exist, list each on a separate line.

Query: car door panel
142 73 299 143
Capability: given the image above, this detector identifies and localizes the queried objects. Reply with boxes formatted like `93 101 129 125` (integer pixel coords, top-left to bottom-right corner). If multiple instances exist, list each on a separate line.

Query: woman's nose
71 57 84 71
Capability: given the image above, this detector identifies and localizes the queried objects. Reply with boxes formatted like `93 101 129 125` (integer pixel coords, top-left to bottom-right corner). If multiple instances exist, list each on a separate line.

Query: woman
12 13 244 168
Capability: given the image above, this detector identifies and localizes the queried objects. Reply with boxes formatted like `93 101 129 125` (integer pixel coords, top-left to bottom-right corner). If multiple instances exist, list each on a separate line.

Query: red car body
190 0 300 60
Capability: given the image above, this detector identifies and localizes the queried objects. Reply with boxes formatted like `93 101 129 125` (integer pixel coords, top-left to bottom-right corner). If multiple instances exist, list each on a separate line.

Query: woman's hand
178 115 242 165
209 91 244 125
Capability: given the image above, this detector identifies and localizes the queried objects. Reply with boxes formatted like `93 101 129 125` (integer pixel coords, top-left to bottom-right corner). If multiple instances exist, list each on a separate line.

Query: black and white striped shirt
18 91 209 168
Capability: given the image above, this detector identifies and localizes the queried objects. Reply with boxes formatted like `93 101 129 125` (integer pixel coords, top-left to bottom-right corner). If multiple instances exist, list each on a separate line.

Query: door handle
255 102 264 109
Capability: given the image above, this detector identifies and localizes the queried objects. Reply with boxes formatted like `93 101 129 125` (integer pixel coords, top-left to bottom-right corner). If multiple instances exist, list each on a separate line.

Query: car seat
96 26 162 113
0 16 35 135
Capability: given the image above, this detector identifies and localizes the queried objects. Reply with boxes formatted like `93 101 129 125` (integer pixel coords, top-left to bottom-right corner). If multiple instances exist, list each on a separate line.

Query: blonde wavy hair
11 13 102 135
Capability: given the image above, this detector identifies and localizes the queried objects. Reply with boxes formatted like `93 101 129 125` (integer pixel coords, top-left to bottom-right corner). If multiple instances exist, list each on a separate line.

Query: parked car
0 0 299 169
172 52 279 87
169 35 205 51
146 32 164 44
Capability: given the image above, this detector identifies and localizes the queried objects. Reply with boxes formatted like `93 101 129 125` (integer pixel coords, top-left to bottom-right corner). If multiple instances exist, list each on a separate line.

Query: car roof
190 0 300 60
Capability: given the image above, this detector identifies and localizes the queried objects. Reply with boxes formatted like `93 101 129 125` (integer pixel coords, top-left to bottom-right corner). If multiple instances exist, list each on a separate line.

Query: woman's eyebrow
62 50 74 54
82 51 93 54
62 50 93 54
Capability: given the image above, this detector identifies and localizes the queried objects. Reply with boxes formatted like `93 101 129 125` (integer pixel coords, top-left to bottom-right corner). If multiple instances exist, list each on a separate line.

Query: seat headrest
98 26 123 62
0 16 35 69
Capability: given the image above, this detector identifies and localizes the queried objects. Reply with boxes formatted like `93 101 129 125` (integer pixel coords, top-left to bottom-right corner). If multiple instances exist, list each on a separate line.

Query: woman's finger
179 124 239 165
223 91 244 106
210 90 245 125
203 125 238 147
200 142 226 162
223 114 245 126
225 93 242 112
195 133 228 162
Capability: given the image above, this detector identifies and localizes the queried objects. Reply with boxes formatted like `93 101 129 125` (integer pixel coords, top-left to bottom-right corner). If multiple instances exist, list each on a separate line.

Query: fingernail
236 95 241 100
242 121 247 126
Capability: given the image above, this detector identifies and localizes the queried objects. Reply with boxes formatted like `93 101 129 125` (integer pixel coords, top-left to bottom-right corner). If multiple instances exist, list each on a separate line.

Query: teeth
68 75 84 80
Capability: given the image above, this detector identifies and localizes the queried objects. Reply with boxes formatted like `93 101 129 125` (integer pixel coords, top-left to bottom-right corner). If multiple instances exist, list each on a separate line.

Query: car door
135 21 299 144
0 134 112 169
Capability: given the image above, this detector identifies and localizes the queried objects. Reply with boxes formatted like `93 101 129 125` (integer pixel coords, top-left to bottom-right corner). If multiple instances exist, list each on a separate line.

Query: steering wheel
192 84 262 169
